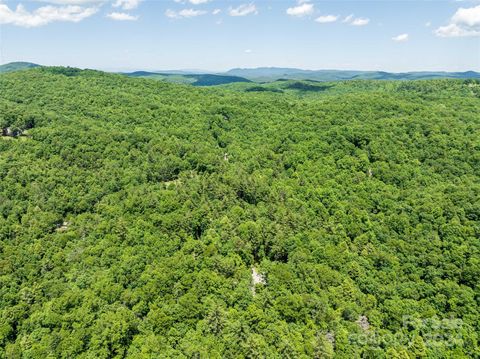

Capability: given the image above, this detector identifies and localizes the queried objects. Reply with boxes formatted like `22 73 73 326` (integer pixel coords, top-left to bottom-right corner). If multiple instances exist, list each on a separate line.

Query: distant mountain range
124 68 480 85
1 62 479 85
0 62 41 73
224 67 480 82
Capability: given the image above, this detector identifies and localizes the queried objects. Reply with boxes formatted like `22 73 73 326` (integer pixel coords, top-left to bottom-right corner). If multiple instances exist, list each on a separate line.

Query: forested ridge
0 67 479 358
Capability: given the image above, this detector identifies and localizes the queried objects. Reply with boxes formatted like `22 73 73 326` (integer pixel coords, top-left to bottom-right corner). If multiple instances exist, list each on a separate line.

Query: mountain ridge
225 67 480 82
2 62 479 84
0 62 41 73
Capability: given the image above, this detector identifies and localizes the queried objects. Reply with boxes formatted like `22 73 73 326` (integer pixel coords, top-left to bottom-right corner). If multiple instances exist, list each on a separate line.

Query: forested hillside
125 71 252 86
224 67 480 82
0 67 479 358
0 62 40 74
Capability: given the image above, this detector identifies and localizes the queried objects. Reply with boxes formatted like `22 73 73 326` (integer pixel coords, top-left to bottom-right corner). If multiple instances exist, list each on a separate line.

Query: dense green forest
125 72 252 86
0 67 479 358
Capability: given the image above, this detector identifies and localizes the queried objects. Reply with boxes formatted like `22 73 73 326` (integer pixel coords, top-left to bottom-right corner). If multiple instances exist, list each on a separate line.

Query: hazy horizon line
2 61 479 74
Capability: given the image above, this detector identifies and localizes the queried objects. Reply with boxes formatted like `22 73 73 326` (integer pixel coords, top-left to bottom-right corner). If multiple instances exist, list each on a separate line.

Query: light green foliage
0 67 479 357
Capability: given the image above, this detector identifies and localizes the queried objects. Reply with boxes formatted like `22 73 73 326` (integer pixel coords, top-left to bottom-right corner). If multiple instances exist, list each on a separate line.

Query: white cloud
392 33 409 42
165 8 207 19
425 21 431 27
435 23 480 37
0 3 97 27
286 2 313 17
35 0 104 4
178 8 206 17
244 49 252 53
343 14 354 23
212 8 221 15
165 9 177 18
452 5 480 27
112 0 141 10
342 14 369 26
435 5 480 37
315 15 338 23
351 17 369 26
229 3 257 17
107 11 137 20
173 0 212 4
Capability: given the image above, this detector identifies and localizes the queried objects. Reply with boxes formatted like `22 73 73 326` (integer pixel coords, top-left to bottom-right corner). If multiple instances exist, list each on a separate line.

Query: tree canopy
0 68 479 358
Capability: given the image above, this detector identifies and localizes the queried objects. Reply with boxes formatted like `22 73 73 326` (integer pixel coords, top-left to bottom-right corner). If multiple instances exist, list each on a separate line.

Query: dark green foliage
188 74 252 86
245 86 284 93
39 66 86 77
284 82 332 92
125 71 251 86
0 68 479 358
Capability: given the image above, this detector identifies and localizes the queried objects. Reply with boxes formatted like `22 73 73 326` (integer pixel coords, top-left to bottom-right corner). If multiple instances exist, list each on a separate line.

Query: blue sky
0 0 479 72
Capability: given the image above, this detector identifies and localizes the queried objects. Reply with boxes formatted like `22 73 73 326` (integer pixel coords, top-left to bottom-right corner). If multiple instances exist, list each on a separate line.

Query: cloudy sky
0 0 479 71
